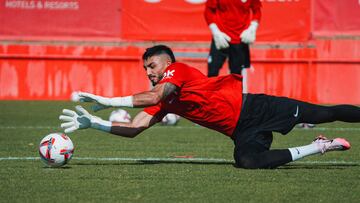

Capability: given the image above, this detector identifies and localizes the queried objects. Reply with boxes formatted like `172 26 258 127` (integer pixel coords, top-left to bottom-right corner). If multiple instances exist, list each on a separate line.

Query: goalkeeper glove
209 23 231 50
240 21 259 44
59 105 111 133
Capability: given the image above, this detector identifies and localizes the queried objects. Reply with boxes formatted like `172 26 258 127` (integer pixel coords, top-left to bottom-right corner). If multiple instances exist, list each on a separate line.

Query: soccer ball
39 133 74 167
109 109 131 123
70 91 80 102
161 113 180 125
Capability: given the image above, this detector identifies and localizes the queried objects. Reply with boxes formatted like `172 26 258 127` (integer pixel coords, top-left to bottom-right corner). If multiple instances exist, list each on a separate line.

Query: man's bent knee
234 155 261 169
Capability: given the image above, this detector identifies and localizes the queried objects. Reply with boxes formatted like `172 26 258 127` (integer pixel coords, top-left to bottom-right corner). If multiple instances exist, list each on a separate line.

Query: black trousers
233 94 360 169
207 39 250 77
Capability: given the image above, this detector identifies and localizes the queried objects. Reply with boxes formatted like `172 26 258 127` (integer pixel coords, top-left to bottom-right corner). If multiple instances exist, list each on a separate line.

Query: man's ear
161 54 172 67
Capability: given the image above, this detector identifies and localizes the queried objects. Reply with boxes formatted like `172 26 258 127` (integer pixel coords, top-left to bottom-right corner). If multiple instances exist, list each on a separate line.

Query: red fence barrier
1 40 360 104
1 0 360 103
0 45 148 100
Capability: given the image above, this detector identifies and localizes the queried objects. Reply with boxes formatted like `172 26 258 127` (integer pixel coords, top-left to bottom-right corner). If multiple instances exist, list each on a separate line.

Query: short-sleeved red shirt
144 62 243 137
204 0 262 44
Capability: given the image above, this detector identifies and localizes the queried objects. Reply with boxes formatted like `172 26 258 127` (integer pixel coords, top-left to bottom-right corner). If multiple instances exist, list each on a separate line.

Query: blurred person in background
204 0 261 93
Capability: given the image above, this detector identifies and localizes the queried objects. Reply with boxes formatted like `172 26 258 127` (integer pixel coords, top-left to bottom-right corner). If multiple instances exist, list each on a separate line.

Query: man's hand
77 92 110 112
59 105 112 133
209 23 231 50
59 105 93 133
240 21 259 44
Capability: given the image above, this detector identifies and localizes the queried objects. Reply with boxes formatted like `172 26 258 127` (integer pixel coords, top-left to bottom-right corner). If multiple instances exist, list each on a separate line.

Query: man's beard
150 75 162 86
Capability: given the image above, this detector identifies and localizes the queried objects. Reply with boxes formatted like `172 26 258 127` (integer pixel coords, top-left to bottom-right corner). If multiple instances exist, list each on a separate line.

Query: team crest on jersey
163 69 175 79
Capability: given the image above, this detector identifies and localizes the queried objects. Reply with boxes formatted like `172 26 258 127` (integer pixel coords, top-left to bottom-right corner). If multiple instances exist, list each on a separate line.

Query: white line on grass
1 125 360 131
0 156 359 165
0 126 57 129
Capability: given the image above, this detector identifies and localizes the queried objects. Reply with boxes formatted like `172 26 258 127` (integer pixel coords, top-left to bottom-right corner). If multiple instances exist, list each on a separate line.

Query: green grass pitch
0 101 359 202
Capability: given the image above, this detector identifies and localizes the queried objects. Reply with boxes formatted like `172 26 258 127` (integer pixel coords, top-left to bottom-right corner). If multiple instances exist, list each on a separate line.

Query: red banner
313 0 360 36
0 0 121 40
259 0 310 41
0 0 312 42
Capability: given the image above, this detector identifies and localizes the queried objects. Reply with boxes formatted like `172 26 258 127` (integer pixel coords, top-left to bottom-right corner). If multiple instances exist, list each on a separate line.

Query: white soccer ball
70 91 80 102
39 133 74 167
161 113 180 125
109 109 131 123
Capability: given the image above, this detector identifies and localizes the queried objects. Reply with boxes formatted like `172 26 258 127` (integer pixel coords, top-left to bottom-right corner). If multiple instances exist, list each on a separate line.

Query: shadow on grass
42 166 72 169
71 160 234 166
70 160 359 170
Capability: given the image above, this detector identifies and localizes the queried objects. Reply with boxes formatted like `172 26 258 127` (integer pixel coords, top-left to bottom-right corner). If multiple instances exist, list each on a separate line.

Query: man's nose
146 69 152 75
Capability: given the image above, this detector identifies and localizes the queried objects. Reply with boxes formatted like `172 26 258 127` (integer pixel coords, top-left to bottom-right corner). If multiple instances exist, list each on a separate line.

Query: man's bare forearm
110 125 147 138
132 82 177 107
132 91 161 107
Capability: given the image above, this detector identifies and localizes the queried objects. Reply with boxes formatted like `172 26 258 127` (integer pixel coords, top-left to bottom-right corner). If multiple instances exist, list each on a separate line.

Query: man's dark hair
142 45 176 63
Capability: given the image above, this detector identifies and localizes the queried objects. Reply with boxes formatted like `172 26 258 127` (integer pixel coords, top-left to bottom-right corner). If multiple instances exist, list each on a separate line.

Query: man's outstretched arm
75 82 177 111
59 106 159 138
132 82 177 107
110 111 159 138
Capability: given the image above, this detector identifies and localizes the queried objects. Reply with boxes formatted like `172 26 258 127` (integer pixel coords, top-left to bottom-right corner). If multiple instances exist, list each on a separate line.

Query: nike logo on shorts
294 105 299 117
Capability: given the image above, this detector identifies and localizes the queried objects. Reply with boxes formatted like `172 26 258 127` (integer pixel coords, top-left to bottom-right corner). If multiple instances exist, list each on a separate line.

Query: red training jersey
204 0 262 44
144 62 243 137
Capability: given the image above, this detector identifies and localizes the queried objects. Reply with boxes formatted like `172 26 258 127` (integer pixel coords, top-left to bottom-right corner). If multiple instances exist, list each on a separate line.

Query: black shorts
207 40 250 77
233 94 304 150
